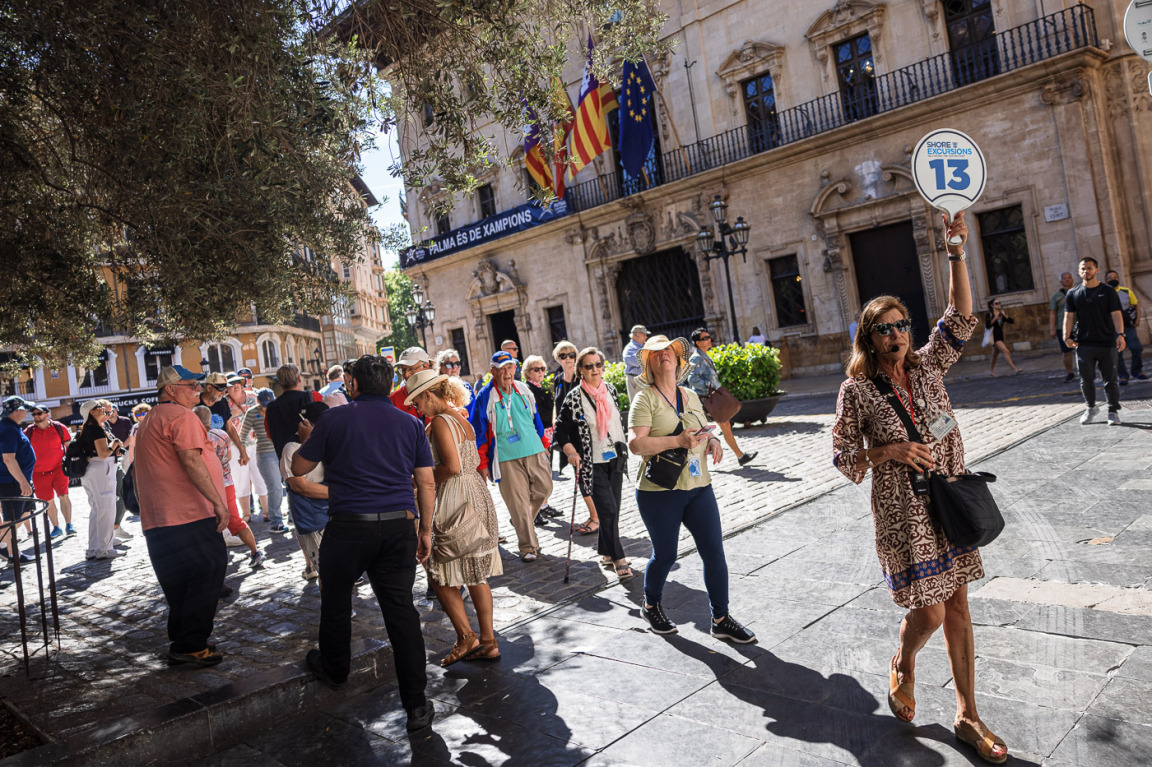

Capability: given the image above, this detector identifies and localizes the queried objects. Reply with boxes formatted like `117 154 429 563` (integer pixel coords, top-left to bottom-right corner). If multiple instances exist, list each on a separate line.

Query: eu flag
618 59 656 178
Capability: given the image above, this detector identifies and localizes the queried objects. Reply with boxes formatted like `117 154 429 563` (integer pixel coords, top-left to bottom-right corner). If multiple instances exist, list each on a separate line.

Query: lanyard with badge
655 385 703 478
495 385 530 444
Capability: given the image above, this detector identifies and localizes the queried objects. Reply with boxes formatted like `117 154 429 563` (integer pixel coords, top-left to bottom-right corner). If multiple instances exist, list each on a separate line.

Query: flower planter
735 393 785 427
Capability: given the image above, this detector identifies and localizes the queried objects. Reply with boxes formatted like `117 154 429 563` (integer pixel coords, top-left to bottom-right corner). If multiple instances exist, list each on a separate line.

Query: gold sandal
954 720 1008 764
464 636 501 662
441 632 479 667
887 655 915 723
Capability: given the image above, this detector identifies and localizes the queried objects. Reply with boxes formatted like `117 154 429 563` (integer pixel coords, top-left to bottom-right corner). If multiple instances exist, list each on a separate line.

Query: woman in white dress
406 370 503 666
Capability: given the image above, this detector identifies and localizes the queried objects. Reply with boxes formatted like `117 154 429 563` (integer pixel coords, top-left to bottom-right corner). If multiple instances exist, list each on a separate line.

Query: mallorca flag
523 103 553 193
551 79 576 199
618 58 656 178
569 37 619 175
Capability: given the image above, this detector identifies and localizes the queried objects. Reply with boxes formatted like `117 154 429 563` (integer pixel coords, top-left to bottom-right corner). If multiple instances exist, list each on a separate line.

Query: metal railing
568 4 1097 213
1 497 61 677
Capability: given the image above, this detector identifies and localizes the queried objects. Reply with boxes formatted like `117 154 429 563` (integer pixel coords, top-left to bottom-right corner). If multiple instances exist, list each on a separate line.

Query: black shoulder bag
643 388 689 490
871 377 1004 548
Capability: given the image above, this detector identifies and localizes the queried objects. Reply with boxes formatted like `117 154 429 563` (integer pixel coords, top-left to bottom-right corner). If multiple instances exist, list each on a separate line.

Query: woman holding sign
831 212 1008 764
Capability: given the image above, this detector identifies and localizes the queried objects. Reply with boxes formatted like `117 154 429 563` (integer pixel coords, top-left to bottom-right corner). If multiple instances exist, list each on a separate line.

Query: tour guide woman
554 347 631 579
627 335 754 643
831 211 1008 764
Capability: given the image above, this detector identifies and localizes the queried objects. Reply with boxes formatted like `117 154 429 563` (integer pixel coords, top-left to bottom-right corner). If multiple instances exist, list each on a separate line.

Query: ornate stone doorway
615 246 706 345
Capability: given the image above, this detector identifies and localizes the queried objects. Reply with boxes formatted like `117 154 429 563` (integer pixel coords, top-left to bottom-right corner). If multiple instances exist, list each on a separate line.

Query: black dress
527 381 554 428
984 313 1013 344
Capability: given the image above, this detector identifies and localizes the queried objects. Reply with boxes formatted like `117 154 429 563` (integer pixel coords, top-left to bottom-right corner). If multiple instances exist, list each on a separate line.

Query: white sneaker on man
223 532 245 547
1107 410 1122 426
113 527 133 541
1080 406 1099 425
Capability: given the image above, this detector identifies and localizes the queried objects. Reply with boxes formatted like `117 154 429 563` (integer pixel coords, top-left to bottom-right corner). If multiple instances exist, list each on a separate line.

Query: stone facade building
399 0 1152 378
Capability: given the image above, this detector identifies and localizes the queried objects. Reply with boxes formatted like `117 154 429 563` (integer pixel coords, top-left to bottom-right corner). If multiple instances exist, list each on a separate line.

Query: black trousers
592 463 625 560
1076 343 1121 411
144 516 226 654
317 516 427 711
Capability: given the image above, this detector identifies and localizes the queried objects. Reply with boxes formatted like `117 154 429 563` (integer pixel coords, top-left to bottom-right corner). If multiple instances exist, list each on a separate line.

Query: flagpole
642 52 692 176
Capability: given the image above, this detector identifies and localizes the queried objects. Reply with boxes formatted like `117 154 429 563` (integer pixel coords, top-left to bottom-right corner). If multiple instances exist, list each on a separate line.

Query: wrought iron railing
568 4 1097 213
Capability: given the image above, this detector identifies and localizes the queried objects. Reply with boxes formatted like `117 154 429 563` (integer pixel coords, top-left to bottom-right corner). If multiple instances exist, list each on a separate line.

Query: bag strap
54 422 67 449
871 376 923 445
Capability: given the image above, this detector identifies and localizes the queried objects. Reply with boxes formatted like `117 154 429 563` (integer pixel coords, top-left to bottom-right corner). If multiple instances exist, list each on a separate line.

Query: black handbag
642 388 689 490
871 377 1005 548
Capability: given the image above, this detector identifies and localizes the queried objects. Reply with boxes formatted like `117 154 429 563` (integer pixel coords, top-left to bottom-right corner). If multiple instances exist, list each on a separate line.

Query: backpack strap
54 422 67 449
871 377 924 444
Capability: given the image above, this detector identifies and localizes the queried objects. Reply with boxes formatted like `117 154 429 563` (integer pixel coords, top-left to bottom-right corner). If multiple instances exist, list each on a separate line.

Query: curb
0 639 394 767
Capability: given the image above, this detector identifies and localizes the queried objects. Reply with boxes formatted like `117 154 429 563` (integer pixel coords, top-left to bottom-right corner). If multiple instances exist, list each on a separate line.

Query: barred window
978 206 1033 294
546 306 568 346
435 212 451 237
741 73 779 153
769 255 808 327
477 184 496 218
450 328 470 376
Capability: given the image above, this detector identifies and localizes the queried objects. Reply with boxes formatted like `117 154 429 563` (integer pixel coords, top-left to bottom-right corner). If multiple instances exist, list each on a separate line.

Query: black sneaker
543 505 564 518
406 700 436 732
711 615 757 644
642 603 677 634
306 649 347 690
534 511 548 527
738 451 758 467
1063 372 1075 383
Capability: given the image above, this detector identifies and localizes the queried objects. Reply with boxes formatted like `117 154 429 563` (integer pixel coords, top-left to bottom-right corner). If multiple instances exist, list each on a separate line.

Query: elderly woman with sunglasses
554 347 631 578
436 349 473 400
524 356 563 523
832 212 1007 764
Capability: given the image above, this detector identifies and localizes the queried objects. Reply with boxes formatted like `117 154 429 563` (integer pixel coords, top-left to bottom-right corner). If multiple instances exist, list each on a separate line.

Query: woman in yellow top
627 335 755 643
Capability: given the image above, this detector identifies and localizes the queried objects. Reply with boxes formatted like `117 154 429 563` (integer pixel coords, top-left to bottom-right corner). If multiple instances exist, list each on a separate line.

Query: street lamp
695 194 751 345
405 286 436 349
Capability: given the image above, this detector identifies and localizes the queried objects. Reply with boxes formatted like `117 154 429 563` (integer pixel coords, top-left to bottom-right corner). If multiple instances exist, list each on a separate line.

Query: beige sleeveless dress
428 413 503 587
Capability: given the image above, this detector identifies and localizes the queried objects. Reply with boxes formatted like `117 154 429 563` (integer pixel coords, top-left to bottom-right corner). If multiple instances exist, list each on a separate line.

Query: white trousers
82 457 117 556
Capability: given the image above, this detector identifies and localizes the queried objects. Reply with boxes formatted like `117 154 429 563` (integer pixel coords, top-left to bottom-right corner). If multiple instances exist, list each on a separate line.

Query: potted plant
708 343 786 426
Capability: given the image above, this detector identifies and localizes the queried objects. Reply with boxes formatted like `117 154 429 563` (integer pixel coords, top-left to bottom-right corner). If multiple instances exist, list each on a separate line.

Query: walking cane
563 479 579 584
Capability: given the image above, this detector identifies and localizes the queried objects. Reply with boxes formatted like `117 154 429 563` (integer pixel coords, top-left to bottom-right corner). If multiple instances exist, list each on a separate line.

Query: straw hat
638 335 691 385
404 369 448 406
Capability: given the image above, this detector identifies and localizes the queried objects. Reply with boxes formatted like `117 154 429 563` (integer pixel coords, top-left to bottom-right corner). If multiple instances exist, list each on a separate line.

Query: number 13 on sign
912 129 988 245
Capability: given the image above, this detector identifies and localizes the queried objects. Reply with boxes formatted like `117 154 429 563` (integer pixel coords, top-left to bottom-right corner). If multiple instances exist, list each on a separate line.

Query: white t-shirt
280 441 324 483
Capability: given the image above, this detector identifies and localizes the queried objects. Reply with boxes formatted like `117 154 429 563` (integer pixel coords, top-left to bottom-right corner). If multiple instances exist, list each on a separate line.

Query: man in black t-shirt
264 363 321 458
1063 256 1127 425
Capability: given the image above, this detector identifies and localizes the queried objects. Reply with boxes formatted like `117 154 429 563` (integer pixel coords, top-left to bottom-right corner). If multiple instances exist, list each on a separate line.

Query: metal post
721 251 741 346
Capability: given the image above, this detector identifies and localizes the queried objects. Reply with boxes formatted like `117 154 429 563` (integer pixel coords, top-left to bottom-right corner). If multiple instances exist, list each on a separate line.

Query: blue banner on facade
401 199 570 267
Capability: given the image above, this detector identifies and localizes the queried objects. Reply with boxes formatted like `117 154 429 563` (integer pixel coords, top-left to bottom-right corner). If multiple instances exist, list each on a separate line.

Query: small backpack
61 440 89 478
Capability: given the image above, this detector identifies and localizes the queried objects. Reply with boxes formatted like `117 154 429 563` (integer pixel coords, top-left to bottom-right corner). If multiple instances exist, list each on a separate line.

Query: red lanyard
494 385 529 430
892 386 916 428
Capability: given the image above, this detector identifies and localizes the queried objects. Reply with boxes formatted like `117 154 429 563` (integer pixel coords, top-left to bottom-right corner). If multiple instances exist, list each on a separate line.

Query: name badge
601 447 617 461
507 433 521 444
926 413 958 441
688 455 702 477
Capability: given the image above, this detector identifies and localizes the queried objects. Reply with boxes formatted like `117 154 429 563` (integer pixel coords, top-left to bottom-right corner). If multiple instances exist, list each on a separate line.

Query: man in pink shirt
134 365 229 667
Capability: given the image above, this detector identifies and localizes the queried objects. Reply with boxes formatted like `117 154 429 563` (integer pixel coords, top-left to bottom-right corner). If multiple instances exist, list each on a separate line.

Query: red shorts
33 468 69 501
225 485 249 537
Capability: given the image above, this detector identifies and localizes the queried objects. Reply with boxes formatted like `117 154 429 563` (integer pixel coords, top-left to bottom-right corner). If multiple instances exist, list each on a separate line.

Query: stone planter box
735 393 785 426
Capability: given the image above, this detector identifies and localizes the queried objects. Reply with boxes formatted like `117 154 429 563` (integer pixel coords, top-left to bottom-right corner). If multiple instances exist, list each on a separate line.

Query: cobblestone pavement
0 362 1139 750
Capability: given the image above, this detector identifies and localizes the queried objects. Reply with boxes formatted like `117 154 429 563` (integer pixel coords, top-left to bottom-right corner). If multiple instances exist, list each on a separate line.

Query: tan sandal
441 632 479 667
954 720 1008 764
888 655 915 723
464 636 500 662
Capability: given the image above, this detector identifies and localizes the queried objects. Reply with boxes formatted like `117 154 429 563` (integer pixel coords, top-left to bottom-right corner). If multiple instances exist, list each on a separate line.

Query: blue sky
358 128 408 268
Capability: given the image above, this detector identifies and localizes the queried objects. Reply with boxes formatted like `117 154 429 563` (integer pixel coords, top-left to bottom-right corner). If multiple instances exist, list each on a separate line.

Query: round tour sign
1124 0 1152 64
912 128 987 244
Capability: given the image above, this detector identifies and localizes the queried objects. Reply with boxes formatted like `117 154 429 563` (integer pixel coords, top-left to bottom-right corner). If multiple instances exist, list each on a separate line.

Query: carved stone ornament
1131 60 1152 113
716 41 787 116
806 1 887 71
1040 76 1088 106
472 259 500 296
626 211 657 255
921 0 940 39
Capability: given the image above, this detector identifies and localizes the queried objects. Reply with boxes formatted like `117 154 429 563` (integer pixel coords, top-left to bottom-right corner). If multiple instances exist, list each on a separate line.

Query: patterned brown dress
428 413 503 587
832 306 984 609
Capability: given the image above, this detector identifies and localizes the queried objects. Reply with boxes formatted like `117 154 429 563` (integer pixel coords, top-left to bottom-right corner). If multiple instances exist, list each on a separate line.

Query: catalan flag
569 37 619 175
523 103 553 194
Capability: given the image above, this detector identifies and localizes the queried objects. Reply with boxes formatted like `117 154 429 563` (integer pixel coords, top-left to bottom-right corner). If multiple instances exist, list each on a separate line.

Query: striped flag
551 79 576 199
569 37 619 175
523 103 553 193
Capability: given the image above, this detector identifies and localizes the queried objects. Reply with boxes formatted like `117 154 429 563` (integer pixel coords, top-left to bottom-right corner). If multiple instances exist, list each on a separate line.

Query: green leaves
708 343 783 401
603 361 630 411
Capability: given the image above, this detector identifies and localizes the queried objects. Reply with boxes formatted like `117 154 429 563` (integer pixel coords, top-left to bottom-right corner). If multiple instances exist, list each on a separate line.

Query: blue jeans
1117 328 1144 379
636 485 729 619
255 452 284 526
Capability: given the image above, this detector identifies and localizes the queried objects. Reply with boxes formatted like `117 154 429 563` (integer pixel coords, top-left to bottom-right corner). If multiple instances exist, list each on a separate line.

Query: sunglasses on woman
558 352 576 360
871 319 913 336
528 366 546 373
442 362 461 369
581 361 605 370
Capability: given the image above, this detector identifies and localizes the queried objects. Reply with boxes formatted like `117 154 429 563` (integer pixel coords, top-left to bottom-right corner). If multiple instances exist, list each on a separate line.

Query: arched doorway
615 247 706 345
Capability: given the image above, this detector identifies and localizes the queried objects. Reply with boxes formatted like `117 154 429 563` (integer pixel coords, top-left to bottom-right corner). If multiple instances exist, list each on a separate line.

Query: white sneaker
302 567 319 580
1107 411 1122 426
223 532 245 547
95 549 125 559
113 527 133 541
1080 406 1099 425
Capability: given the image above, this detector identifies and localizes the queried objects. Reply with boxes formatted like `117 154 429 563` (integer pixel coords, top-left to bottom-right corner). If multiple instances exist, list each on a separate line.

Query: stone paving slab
0 371 1141 761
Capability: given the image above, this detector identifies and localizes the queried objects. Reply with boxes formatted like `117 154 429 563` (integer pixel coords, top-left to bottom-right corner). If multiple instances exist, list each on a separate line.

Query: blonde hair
435 349 461 372
523 354 546 375
845 295 923 379
131 403 152 418
575 347 604 381
551 341 577 362
426 376 471 408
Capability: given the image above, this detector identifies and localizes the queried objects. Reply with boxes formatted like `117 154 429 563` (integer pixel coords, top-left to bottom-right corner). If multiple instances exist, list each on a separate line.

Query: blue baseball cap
490 351 517 368
256 387 275 406
209 414 225 430
156 365 206 389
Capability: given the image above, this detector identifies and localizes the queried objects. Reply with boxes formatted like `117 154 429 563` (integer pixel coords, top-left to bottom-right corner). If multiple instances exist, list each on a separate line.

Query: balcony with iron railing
568 4 1098 212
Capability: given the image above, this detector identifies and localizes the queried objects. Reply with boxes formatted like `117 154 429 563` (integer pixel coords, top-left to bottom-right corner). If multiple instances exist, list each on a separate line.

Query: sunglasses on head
582 361 605 370
871 319 912 336
558 352 575 360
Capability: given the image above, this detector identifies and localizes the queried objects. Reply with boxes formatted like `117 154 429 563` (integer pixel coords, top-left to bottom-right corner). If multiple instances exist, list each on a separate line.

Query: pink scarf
580 379 612 443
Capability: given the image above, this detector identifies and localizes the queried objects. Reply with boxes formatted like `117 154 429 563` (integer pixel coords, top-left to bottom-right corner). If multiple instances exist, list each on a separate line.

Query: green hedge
709 343 783 401
603 361 630 411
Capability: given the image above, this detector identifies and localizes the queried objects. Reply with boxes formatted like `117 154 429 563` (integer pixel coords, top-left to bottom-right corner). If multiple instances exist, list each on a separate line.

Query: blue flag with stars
618 59 656 178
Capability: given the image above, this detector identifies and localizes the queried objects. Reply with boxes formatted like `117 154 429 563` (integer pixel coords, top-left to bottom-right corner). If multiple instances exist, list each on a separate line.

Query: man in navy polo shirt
292 354 437 732
1 396 37 564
